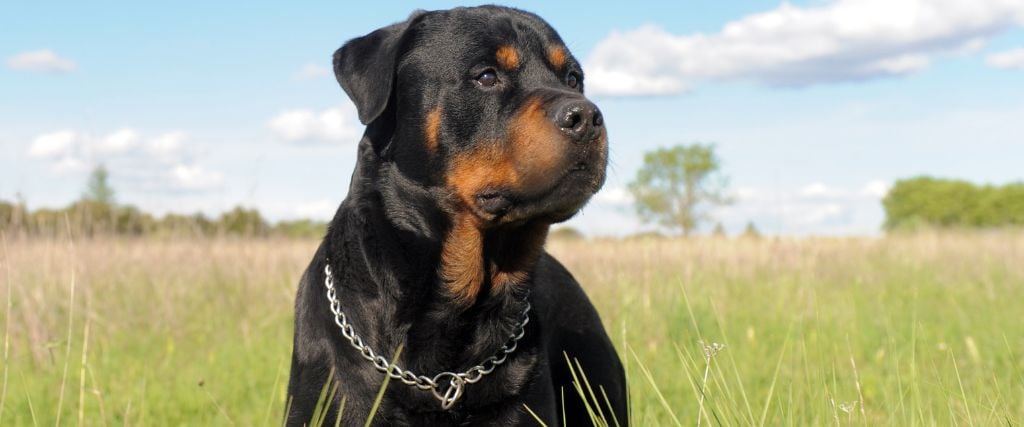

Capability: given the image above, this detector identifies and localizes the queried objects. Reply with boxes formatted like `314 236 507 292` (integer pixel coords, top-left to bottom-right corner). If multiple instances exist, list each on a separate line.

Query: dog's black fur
286 6 627 426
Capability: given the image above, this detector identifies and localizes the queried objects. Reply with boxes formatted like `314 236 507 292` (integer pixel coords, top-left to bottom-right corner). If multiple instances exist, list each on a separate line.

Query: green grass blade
523 403 549 427
562 352 600 425
758 323 791 427
309 366 337 427
263 357 286 426
628 345 682 427
573 357 609 424
334 395 347 427
599 385 621 427
950 350 975 427
20 371 38 427
364 344 404 427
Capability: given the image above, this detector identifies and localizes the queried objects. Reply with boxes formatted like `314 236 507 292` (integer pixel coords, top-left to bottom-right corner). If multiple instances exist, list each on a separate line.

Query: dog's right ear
333 16 417 125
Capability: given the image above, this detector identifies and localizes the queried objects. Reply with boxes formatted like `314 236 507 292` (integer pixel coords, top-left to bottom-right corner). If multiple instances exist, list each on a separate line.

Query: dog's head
334 6 607 228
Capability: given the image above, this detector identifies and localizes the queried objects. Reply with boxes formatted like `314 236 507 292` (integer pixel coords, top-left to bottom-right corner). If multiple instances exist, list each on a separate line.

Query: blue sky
3 0 1024 236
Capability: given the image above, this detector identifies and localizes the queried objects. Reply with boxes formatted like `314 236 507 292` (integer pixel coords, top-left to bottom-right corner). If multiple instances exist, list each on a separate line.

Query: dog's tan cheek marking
441 148 515 304
446 97 565 204
508 97 567 190
425 106 442 153
547 45 567 69
439 98 567 303
496 45 520 70
447 144 519 208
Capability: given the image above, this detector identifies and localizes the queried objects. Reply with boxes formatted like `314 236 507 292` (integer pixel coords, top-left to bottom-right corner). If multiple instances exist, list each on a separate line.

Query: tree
628 143 730 236
711 222 727 238
883 176 1024 230
219 206 269 236
83 164 115 204
742 221 761 239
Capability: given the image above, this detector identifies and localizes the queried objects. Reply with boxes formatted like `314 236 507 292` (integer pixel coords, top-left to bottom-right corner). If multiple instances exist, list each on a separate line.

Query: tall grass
0 231 1022 425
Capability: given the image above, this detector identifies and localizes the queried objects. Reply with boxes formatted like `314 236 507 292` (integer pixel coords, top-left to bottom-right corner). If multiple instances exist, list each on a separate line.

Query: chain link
323 263 530 410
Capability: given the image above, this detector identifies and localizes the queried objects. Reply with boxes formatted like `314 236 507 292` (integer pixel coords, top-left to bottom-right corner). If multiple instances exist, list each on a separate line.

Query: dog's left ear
333 13 420 125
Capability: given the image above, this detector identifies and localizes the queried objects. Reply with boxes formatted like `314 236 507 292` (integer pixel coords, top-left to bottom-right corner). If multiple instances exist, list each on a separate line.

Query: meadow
1 231 1023 425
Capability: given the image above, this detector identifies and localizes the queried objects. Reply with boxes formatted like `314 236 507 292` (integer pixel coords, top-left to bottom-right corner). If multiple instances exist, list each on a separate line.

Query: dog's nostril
564 111 581 130
555 101 601 142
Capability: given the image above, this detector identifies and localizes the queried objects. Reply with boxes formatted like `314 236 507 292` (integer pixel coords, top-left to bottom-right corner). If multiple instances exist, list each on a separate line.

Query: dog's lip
474 163 591 198
471 162 601 219
475 191 514 215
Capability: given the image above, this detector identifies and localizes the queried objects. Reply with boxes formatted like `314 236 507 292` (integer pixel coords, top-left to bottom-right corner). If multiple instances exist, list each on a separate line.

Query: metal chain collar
323 263 531 410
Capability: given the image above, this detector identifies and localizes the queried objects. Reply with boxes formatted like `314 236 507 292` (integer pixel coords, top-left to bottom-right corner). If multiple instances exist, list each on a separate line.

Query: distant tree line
0 166 327 238
0 199 328 239
883 176 1024 230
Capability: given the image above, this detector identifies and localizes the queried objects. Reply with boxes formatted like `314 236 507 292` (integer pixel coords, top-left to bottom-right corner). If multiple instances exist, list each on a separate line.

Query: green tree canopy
627 143 731 236
83 164 115 205
883 176 1024 230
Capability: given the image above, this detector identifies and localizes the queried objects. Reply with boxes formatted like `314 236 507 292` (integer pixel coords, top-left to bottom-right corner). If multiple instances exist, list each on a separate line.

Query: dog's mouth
470 160 605 224
476 191 514 216
569 161 589 173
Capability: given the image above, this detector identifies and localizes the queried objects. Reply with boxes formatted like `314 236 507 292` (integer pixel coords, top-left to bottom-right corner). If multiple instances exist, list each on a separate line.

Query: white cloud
6 49 78 73
51 156 88 174
294 63 330 80
713 179 895 235
860 180 891 197
585 0 1024 95
795 203 846 225
268 103 361 144
734 187 757 200
96 128 140 154
147 131 188 162
577 179 892 236
28 130 79 158
27 128 223 192
799 182 841 198
986 47 1024 69
170 164 224 191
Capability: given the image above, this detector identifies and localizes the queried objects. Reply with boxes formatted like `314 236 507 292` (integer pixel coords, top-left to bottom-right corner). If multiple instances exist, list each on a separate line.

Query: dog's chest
381 349 541 425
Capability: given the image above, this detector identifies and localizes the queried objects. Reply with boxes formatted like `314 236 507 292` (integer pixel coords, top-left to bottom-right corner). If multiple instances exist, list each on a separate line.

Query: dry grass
1 231 1023 425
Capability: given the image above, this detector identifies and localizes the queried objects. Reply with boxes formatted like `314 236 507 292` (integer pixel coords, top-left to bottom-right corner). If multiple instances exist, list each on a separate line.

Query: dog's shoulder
530 252 606 334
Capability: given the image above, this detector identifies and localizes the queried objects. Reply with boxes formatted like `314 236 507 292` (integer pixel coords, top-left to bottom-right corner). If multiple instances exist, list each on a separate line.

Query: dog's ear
334 15 418 125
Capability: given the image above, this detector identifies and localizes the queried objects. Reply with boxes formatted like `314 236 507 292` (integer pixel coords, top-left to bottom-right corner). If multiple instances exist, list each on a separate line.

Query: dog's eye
567 72 580 89
476 69 498 87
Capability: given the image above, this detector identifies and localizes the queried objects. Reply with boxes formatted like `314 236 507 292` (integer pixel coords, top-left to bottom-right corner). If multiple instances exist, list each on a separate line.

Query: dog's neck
321 141 547 377
346 130 550 306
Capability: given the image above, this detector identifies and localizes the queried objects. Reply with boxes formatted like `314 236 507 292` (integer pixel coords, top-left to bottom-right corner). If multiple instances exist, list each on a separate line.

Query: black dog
287 6 627 426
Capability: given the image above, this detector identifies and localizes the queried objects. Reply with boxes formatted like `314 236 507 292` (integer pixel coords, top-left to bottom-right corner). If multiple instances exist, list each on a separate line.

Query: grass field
2 232 1023 425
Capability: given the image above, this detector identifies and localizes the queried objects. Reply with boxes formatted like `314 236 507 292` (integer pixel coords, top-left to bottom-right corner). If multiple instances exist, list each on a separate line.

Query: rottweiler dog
286 6 627 426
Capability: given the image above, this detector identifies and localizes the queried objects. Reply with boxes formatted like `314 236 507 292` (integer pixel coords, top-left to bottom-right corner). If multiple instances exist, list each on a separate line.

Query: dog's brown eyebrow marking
496 45 520 70
425 106 442 153
547 45 567 69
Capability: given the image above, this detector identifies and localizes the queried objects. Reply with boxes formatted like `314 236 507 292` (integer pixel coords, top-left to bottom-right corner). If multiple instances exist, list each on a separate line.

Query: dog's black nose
554 100 603 142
